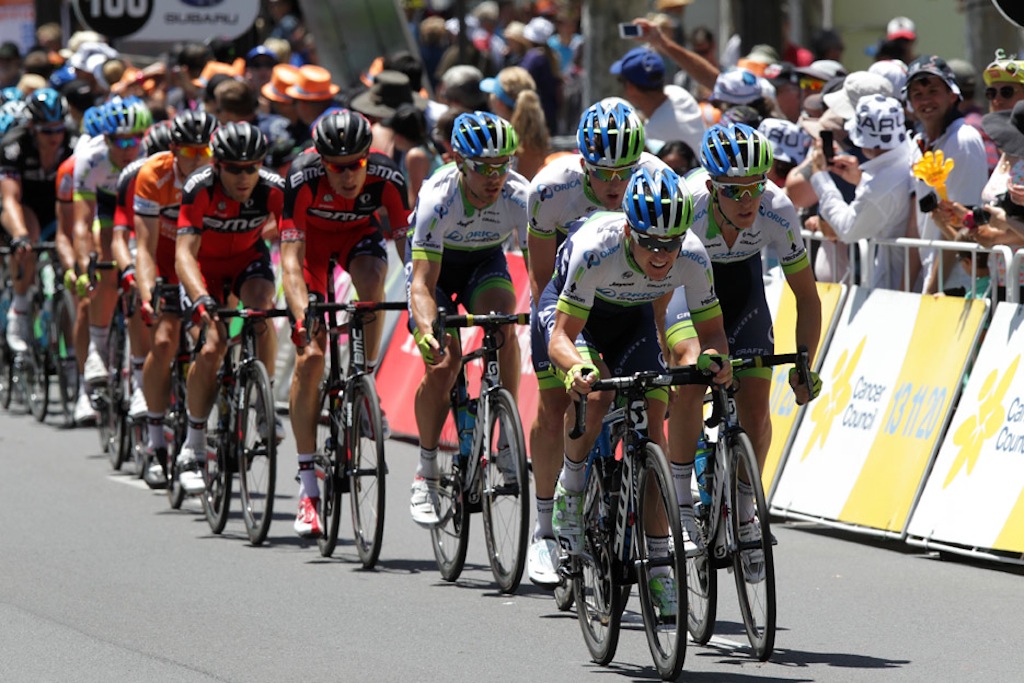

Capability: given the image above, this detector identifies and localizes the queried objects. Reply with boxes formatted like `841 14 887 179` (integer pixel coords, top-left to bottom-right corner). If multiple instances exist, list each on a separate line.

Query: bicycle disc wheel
316 385 343 557
166 362 188 510
237 360 277 546
347 375 386 569
729 430 776 661
52 291 77 425
201 387 232 534
575 459 621 665
430 447 470 582
634 442 687 681
479 388 529 593
686 494 718 646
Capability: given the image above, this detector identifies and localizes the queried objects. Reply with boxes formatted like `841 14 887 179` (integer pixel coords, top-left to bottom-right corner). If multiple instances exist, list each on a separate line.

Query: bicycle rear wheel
479 388 529 593
166 360 188 510
430 448 470 582
686 495 718 645
729 429 776 661
316 384 343 557
347 374 386 568
634 442 687 681
105 317 128 468
575 459 622 666
202 386 233 534
51 290 77 425
237 360 277 546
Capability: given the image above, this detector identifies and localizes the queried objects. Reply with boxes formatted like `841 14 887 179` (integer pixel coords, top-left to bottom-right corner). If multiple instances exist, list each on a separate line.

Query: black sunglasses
985 85 1019 101
220 162 261 175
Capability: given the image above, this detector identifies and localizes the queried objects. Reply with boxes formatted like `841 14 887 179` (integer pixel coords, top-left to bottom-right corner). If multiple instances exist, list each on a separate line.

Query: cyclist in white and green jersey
407 111 528 527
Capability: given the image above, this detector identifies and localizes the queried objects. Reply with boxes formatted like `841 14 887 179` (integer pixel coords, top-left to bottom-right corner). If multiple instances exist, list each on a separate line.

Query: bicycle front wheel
202 387 233 534
237 360 277 546
480 388 529 593
108 319 131 467
575 459 621 666
316 384 343 557
729 429 776 661
634 442 687 681
430 447 469 582
347 374 386 568
166 361 188 510
26 299 49 422
686 493 718 646
52 290 77 425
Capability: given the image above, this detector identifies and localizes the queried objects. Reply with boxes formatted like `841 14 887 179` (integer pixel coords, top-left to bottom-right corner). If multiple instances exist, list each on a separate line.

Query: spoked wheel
316 385 343 557
430 447 470 582
347 375 386 569
729 430 776 661
237 360 277 546
107 322 131 468
480 388 529 593
24 345 49 423
686 497 718 646
0 338 12 410
575 459 621 666
166 363 188 510
634 442 687 681
201 387 232 534
51 291 77 425
131 418 147 479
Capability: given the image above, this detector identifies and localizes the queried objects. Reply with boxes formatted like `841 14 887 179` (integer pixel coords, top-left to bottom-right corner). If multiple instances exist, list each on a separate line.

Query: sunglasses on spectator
176 145 213 159
799 77 825 93
462 158 511 177
712 179 767 201
985 85 1020 100
631 230 682 253
108 135 142 149
219 162 261 175
585 163 635 182
323 156 368 173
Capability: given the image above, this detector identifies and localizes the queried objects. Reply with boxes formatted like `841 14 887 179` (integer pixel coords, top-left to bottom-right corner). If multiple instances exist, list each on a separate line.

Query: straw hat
284 65 341 101
350 71 427 119
261 64 300 103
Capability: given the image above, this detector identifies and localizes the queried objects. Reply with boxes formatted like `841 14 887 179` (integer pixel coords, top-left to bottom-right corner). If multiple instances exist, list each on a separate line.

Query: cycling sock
297 453 318 498
534 497 554 540
12 292 28 312
647 535 671 578
147 411 167 448
417 447 438 480
185 413 206 453
671 462 694 508
131 356 145 388
89 325 110 357
559 455 586 493
738 480 755 521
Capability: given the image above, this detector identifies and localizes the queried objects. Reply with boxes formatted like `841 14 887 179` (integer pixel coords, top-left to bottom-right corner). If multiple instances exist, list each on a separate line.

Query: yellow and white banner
906 303 1024 558
772 287 987 535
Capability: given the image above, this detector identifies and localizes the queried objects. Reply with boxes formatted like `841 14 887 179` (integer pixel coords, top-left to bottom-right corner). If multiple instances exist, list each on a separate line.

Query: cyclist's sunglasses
108 135 142 149
985 85 1020 101
631 230 682 253
323 156 368 173
219 161 261 175
799 77 825 93
585 163 635 182
462 158 511 177
712 179 767 201
36 124 65 135
176 145 213 159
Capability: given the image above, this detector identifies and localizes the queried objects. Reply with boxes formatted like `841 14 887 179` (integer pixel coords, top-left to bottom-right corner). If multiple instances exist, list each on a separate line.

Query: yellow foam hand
913 150 955 201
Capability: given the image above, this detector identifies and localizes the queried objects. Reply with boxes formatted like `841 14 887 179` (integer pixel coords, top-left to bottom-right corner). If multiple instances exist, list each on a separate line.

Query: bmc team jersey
113 156 148 231
133 151 186 282
73 135 126 229
409 162 529 266
0 125 72 230
281 150 410 295
527 151 668 245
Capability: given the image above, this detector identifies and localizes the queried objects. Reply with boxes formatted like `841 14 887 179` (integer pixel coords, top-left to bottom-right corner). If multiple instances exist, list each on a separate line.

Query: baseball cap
887 17 916 41
796 59 848 83
822 71 894 120
710 68 764 105
904 55 962 99
522 17 555 44
610 47 665 89
845 95 908 150
764 62 800 88
246 46 279 65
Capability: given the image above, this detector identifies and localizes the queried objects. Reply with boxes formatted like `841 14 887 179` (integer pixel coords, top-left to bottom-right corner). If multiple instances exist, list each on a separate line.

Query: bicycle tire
0 339 11 410
553 580 575 611
634 441 687 681
479 387 529 593
686 493 718 646
237 360 277 546
166 360 188 510
430 447 470 582
201 384 233 534
316 384 343 557
347 374 386 568
26 296 49 422
110 317 132 467
729 429 776 661
574 457 621 665
51 290 77 425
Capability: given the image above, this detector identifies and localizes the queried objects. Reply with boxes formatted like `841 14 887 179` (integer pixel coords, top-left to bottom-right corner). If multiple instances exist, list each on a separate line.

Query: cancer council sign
72 0 259 42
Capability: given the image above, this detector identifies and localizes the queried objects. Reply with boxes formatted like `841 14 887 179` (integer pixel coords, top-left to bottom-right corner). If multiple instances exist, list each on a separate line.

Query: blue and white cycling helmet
451 110 519 159
26 88 68 125
82 104 109 137
103 96 152 136
700 122 773 178
622 167 694 238
577 101 646 168
0 86 23 104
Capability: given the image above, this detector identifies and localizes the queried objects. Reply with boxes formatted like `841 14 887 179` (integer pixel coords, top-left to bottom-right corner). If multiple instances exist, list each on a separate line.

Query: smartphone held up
820 130 834 164
618 23 643 38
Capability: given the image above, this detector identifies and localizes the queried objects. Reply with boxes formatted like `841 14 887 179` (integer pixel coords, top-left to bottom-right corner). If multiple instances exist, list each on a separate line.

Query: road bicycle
305 261 406 566
685 348 811 662
430 307 531 594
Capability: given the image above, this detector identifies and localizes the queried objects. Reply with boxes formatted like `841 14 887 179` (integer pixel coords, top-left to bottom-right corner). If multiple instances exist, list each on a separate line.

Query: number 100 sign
72 0 260 42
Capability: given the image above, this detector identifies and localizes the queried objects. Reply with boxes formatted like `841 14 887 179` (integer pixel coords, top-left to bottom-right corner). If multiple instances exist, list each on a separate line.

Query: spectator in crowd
822 71 894 122
781 8 813 67
868 59 909 97
0 42 21 88
519 16 560 135
472 0 508 74
167 42 212 114
268 0 302 41
61 79 96 130
439 65 488 112
885 17 918 64
245 46 279 93
765 63 803 122
351 70 427 158
263 37 291 66
710 67 772 123
758 117 812 186
481 65 548 179
435 16 496 80
286 64 343 128
381 103 442 206
502 21 530 68
214 78 293 161
259 63 307 144
418 16 448 90
810 29 845 63
23 49 54 80
655 139 696 174
550 8 582 133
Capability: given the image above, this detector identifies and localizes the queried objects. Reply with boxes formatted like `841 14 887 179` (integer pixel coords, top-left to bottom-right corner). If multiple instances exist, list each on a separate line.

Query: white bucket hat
758 117 813 164
823 71 894 120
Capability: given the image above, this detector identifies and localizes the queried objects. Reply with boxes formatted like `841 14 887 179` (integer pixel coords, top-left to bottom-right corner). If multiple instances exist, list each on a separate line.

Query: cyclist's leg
290 322 327 536
236 248 277 380
345 237 388 367
86 225 118 384
142 311 180 445
465 251 519 399
2 205 40 350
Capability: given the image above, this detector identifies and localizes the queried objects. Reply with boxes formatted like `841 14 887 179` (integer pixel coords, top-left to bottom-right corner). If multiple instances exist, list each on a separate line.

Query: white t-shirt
643 85 705 157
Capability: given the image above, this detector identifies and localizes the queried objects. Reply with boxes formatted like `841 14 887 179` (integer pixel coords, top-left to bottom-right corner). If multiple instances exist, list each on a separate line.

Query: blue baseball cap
610 47 665 88
246 46 279 65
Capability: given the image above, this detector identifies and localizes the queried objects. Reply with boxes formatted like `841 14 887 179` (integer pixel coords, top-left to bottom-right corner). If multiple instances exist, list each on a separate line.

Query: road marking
107 475 151 490
707 634 745 650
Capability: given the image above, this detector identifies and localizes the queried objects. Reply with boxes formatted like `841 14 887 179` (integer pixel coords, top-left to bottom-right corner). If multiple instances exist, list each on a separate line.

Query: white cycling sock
738 480 755 521
12 292 28 312
534 497 554 540
89 325 110 357
671 462 694 508
185 413 206 453
558 455 586 493
647 535 671 578
147 411 167 448
297 453 318 498
417 447 438 480
131 356 146 388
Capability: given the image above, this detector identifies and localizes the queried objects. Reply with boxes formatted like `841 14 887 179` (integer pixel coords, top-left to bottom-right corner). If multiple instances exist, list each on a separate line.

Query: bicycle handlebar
431 307 529 360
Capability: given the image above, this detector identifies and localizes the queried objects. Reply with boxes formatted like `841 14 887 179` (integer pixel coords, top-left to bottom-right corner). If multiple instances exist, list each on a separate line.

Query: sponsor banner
907 302 1024 555
72 0 259 42
0 0 34 52
762 280 845 493
377 253 538 451
772 287 987 535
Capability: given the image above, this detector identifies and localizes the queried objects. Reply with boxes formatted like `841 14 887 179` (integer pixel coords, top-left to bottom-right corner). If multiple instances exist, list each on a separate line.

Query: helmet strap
712 189 744 235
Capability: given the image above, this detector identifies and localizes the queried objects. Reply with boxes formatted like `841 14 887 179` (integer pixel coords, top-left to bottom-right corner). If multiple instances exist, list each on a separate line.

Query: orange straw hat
261 64 300 103
192 58 245 88
285 65 341 101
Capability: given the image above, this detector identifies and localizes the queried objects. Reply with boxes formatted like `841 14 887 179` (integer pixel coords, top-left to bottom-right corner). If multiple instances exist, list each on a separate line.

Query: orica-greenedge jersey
553 210 721 321
72 134 125 228
409 162 528 265
527 151 668 241
684 168 810 274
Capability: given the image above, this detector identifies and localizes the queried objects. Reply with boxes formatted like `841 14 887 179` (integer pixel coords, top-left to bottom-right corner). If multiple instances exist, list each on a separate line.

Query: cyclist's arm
280 238 308 324
409 257 440 336
134 214 159 306
527 231 556 302
548 309 588 377
111 225 133 284
785 264 821 365
0 176 29 240
72 195 97 273
55 199 76 274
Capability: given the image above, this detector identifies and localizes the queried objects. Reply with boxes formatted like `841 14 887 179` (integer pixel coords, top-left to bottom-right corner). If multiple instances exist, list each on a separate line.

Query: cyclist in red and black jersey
174 122 284 494
280 109 410 537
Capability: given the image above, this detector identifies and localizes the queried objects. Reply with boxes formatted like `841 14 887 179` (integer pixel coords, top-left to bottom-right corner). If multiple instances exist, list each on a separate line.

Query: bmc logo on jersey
203 215 267 232
309 208 361 222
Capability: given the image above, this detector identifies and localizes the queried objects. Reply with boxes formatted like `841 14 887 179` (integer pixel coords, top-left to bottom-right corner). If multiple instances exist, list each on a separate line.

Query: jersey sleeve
72 152 95 200
678 234 723 323
528 176 561 240
409 181 446 262
177 172 207 236
765 189 809 274
113 174 135 230
380 178 411 240
280 174 307 243
510 179 530 252
56 157 75 203
132 163 162 218
553 235 601 319
0 132 21 180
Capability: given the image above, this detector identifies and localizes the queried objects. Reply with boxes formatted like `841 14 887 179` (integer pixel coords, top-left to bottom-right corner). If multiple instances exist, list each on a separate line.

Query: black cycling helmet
26 87 68 125
210 121 267 162
312 109 373 157
143 120 174 155
171 109 216 146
